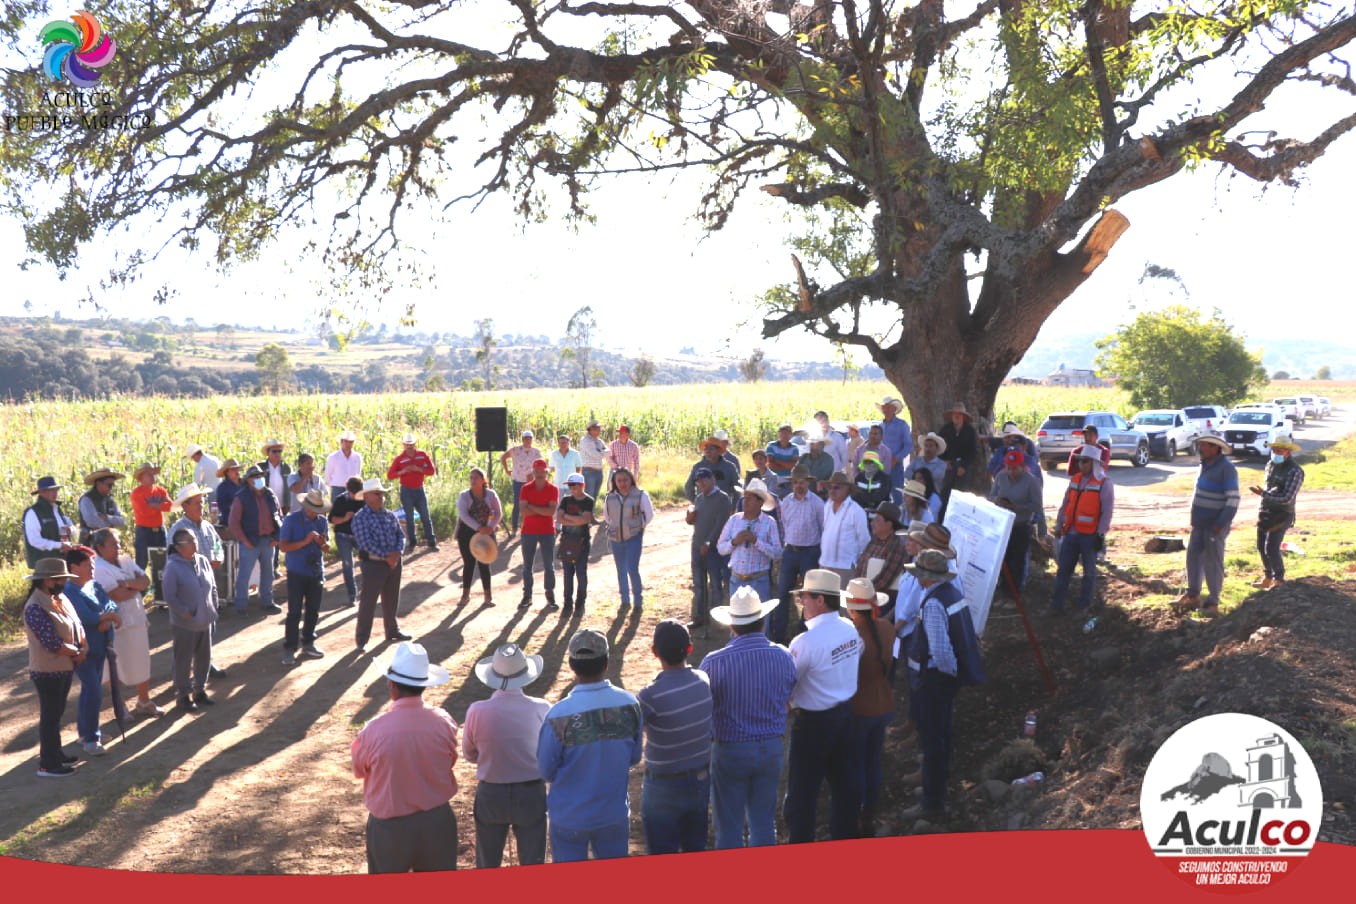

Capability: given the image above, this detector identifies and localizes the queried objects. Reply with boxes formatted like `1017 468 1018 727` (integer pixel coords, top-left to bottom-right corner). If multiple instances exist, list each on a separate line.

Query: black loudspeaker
475 406 508 452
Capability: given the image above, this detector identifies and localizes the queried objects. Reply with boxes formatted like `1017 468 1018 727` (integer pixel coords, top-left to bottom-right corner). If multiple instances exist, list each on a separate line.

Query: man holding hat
23 557 87 777
1249 440 1304 591
323 430 363 503
228 464 283 616
463 644 550 868
499 429 545 537
854 502 910 620
387 434 437 551
988 447 1043 592
351 478 412 652
716 478 783 601
129 463 173 570
351 642 460 872
900 548 985 823
186 444 222 492
24 476 76 568
877 396 913 490
278 489 332 664
77 468 127 545
537 628 643 862
771 466 824 643
700 586 797 848
637 620 713 854
256 440 293 515
579 420 608 499
1050 445 1115 615
1175 434 1240 614
784 568 863 842
688 467 731 631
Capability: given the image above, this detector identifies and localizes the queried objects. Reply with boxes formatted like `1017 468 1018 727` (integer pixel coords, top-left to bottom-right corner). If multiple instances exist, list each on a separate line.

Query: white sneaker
83 741 107 757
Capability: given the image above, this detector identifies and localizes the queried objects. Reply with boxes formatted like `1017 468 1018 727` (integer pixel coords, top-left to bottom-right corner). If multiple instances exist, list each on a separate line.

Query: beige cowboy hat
920 431 948 455
26 557 77 582
357 477 390 497
904 548 958 582
469 532 499 564
384 642 449 687
901 479 928 502
945 402 973 419
797 568 843 597
172 484 210 508
908 522 959 559
710 585 780 626
877 397 904 413
215 458 243 478
83 467 124 486
844 577 889 612
1269 440 1301 454
260 439 285 455
184 444 204 459
474 643 544 691
132 462 160 481
1196 434 1233 455
300 489 332 514
741 478 776 511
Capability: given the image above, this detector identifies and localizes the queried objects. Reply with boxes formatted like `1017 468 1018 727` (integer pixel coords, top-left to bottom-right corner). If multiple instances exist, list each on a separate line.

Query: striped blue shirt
352 505 405 557
699 633 796 743
637 667 713 773
1190 454 1240 530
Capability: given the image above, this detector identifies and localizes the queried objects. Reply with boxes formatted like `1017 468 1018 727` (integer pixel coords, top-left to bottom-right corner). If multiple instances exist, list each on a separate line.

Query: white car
1131 409 1199 459
1318 397 1332 417
1297 395 1321 419
1222 408 1293 457
1182 404 1229 437
1270 397 1305 426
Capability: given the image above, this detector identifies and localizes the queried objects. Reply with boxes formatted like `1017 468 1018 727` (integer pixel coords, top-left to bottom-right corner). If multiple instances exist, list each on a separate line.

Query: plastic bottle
1023 710 1038 739
1082 616 1098 634
1280 541 1305 555
1011 771 1045 788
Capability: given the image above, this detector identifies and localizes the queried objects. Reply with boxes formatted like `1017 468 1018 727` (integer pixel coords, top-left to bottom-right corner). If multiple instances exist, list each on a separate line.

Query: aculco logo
1140 713 1322 893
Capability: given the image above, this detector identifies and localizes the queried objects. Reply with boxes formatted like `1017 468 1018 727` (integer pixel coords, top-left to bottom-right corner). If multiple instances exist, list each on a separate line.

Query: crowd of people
18 396 1305 867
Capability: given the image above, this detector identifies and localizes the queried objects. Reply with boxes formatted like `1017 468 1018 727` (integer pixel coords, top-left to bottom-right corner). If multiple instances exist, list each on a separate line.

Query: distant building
1044 364 1105 388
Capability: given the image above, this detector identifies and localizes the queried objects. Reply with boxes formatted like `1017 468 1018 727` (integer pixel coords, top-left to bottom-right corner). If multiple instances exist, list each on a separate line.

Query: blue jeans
784 702 857 842
771 544 819 642
73 651 107 743
549 821 628 863
711 737 783 849
134 525 165 570
642 769 711 854
235 539 276 611
1050 532 1099 611
520 532 555 600
690 547 727 623
509 480 526 532
582 468 604 499
728 572 771 603
335 532 358 602
611 532 644 607
400 486 434 546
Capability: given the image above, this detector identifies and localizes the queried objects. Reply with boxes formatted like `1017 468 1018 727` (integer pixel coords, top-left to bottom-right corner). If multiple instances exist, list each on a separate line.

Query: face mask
1271 453 1285 465
251 478 265 490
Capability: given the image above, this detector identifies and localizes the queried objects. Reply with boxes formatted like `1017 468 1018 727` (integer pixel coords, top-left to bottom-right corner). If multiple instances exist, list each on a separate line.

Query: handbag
558 532 586 565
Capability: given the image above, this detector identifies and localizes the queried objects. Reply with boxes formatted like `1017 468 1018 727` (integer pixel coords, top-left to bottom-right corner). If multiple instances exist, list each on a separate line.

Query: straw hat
474 643 544 691
215 458 243 478
84 468 124 486
132 462 160 481
877 397 904 413
844 577 889 611
172 484 210 508
920 432 948 455
1269 440 1300 454
742 478 776 511
901 479 928 502
260 439 285 455
184 444 204 459
797 568 842 597
384 642 449 687
469 532 499 564
710 585 779 626
300 489 332 514
1196 434 1233 454
945 402 973 419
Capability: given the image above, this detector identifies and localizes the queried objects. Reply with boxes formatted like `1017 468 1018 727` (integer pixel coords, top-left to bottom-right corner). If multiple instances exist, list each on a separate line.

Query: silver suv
1036 410 1151 471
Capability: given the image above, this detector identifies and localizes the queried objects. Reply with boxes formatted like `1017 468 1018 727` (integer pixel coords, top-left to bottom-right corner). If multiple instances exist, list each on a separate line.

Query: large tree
4 1 1355 433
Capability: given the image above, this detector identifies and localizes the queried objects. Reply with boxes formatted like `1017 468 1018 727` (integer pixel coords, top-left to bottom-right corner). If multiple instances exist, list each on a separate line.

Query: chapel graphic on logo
1140 713 1322 893
40 10 117 88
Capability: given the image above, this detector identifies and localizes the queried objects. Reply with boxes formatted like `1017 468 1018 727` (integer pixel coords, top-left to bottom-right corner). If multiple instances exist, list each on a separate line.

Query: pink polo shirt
351 696 459 820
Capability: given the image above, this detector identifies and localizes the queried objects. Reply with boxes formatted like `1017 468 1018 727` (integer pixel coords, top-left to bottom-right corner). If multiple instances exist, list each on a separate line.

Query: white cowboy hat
844 577 889 612
260 439 285 454
384 642 449 687
184 444 204 459
741 478 776 512
339 429 357 442
877 397 904 413
357 477 389 497
473 643 544 691
710 585 780 626
920 432 948 455
797 568 843 597
172 484 210 508
400 433 417 445
469 532 499 564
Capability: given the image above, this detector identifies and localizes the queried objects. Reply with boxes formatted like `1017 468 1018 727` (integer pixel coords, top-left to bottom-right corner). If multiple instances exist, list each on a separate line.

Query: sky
3 6 1353 368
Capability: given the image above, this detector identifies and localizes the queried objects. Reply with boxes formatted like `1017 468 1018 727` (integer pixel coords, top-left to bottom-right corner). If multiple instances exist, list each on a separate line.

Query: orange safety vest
1060 475 1104 535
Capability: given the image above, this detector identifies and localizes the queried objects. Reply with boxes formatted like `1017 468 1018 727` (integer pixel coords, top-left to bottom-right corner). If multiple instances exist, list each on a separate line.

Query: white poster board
941 491 1014 637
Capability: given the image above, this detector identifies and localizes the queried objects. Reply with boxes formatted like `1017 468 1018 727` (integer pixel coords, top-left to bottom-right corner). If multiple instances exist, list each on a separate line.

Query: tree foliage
474 318 498 390
1315 365 1332 380
739 348 769 383
254 342 294 394
629 355 657 388
4 1 1355 424
1094 306 1267 409
561 306 598 389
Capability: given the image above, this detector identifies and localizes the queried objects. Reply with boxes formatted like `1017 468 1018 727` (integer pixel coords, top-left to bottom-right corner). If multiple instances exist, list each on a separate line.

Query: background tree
255 343 295 394
1273 370 1292 380
1315 365 1332 380
739 349 769 384
4 1 1355 430
561 306 598 389
1095 307 1267 409
629 355 657 388
474 319 498 390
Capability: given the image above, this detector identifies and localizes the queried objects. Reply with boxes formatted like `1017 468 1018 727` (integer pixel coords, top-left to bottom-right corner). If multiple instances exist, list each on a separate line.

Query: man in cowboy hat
784 569 863 843
771 466 824 643
1175 434 1240 614
579 419 609 500
256 440 293 515
764 424 800 478
278 490 332 665
877 396 913 491
351 478 412 652
911 431 948 490
23 557 87 777
169 484 224 570
716 478 783 601
537 629 643 863
24 476 76 568
820 471 871 585
228 464 283 616
499 429 545 537
899 548 985 824
689 467 732 631
988 447 1044 592
323 430 363 503
213 458 245 531
638 620 714 854
684 436 740 510
351 642 460 873
77 468 127 545
712 428 742 478
186 444 222 492
854 502 910 620
388 433 438 551
129 463 173 570
700 586 797 848
1050 445 1115 615
895 523 960 646
1249 439 1304 591
606 423 641 488
463 643 550 867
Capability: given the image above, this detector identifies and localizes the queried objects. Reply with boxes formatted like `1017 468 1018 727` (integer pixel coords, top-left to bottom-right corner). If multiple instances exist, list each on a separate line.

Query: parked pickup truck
1131 409 1199 460
1222 407 1293 457
1271 397 1306 425
1182 404 1229 437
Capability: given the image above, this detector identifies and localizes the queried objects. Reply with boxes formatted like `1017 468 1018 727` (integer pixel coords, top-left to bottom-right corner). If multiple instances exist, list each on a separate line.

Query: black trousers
33 672 73 769
456 522 492 593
